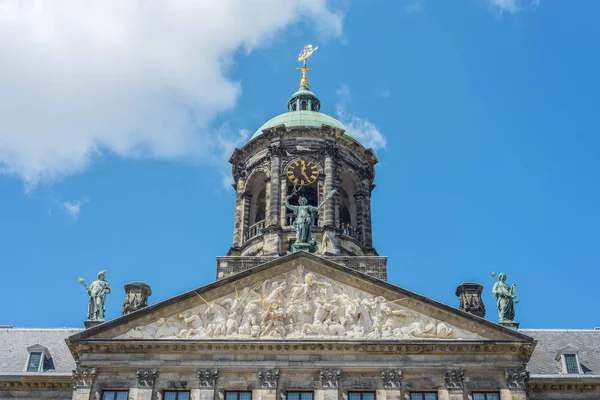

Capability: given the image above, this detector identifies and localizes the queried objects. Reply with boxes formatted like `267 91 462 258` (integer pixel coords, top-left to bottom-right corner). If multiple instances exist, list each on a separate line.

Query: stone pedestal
292 240 316 253
500 321 520 330
83 320 102 329
123 282 152 315
455 282 485 318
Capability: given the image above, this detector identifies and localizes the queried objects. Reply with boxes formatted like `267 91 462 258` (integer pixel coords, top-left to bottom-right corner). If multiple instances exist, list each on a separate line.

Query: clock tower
218 46 386 280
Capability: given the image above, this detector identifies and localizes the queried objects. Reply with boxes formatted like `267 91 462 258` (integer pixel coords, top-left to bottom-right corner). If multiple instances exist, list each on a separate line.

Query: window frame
472 392 500 400
26 351 43 372
225 391 253 400
348 391 376 400
409 392 438 400
101 390 130 400
286 391 315 400
563 353 581 374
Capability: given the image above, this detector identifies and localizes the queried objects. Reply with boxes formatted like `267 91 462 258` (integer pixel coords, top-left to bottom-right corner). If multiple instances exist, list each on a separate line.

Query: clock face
286 159 319 185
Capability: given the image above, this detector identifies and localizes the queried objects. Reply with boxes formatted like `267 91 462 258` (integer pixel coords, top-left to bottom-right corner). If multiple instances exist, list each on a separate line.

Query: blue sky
0 0 599 330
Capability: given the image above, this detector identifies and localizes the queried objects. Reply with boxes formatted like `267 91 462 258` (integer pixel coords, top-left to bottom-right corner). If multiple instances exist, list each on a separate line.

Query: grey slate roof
522 329 600 376
0 328 81 375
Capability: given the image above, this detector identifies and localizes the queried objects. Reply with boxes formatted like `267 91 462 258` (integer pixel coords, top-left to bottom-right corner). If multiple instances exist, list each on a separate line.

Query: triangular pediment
72 252 532 343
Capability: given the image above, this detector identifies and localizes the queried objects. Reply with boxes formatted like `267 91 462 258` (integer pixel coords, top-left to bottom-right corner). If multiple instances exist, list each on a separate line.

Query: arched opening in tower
338 172 359 240
244 171 268 242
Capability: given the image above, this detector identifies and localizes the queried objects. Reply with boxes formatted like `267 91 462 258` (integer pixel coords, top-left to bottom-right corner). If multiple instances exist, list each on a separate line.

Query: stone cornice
66 340 534 362
0 379 72 391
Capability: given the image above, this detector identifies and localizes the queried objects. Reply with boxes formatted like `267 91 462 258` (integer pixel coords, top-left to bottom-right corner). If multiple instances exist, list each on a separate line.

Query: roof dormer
555 345 583 374
25 344 53 373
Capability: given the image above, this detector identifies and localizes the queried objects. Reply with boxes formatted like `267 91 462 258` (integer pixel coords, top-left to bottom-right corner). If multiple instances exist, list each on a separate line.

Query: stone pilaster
320 368 340 400
381 369 402 400
506 367 528 400
71 367 96 400
443 369 464 400
135 368 157 400
195 369 218 400
242 192 251 242
323 155 335 228
232 178 246 247
268 150 281 226
359 180 373 248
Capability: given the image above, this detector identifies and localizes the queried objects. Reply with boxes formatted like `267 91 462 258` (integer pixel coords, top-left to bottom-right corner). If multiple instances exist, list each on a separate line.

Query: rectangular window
26 352 42 372
349 392 375 400
472 393 500 400
102 391 129 400
226 392 252 400
287 392 314 400
564 354 579 373
164 392 191 400
410 393 438 400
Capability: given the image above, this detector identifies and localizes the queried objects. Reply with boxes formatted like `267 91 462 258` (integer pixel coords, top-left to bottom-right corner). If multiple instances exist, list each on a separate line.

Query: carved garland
381 369 402 389
320 368 341 388
198 369 218 388
444 369 464 390
505 367 529 390
72 367 97 390
137 368 158 387
258 369 279 388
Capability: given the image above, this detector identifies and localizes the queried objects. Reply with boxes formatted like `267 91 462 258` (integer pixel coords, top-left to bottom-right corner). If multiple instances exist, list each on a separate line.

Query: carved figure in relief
154 318 180 339
177 311 205 339
117 268 462 341
204 303 227 337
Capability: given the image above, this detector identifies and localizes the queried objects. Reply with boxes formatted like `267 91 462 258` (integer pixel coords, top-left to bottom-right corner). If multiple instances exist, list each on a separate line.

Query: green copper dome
250 110 351 140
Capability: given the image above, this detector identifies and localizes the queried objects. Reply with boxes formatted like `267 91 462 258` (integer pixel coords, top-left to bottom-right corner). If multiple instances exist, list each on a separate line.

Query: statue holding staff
491 272 518 323
285 184 337 253
79 270 111 322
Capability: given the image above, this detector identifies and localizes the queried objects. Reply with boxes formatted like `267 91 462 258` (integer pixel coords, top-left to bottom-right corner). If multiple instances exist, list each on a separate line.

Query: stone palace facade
1 56 599 400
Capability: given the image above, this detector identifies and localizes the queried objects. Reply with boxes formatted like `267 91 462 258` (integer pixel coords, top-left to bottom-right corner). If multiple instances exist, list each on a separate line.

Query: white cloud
63 198 86 218
0 0 342 186
216 127 250 189
487 0 540 13
335 84 386 150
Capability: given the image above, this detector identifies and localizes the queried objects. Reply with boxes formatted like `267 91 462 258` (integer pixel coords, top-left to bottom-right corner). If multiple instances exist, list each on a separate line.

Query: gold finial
296 44 318 90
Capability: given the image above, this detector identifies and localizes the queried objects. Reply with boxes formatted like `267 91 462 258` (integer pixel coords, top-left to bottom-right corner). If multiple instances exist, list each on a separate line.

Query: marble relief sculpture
118 267 475 341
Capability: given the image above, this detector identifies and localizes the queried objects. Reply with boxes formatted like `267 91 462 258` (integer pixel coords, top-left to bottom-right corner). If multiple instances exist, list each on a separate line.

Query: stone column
359 181 373 248
455 282 485 318
354 193 365 244
443 370 465 400
323 155 336 228
232 178 246 248
71 367 96 400
505 367 529 400
197 369 218 400
320 369 340 400
381 369 402 400
280 178 288 227
134 368 157 400
268 151 281 226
